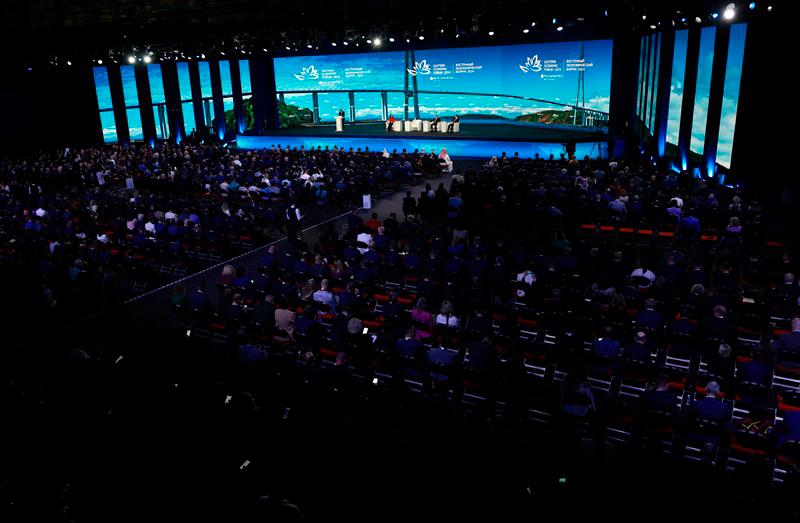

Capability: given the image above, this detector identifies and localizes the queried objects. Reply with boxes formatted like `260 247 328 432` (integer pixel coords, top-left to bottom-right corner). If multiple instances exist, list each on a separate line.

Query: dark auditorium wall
0 63 99 153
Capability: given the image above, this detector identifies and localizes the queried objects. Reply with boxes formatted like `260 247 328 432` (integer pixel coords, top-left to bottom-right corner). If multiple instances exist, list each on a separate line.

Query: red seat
619 227 634 233
637 229 654 236
580 224 596 230
599 225 615 232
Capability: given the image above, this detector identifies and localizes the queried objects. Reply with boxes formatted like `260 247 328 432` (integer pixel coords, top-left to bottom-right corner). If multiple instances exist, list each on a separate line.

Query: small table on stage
403 120 411 132
335 116 344 132
422 121 431 132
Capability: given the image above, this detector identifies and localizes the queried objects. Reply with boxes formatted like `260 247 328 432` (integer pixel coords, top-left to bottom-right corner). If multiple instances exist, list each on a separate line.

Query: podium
335 116 344 132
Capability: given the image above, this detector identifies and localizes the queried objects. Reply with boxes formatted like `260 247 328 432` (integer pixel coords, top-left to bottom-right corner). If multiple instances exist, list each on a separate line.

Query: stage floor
248 120 607 143
236 119 609 159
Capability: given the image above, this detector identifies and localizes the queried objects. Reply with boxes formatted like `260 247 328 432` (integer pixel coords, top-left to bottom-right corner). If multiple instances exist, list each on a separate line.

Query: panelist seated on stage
386 114 397 132
447 115 460 133
430 115 441 131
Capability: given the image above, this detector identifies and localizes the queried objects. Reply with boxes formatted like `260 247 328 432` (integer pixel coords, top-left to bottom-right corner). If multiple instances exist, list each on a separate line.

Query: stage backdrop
273 39 613 126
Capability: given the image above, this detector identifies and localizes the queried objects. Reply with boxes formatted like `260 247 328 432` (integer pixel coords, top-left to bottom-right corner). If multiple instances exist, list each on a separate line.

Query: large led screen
274 40 612 125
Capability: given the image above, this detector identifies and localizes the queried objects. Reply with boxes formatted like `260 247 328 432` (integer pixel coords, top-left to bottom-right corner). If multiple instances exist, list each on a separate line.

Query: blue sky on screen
274 39 613 118
690 27 716 154
239 60 252 93
666 30 688 145
716 23 747 168
198 61 212 98
177 62 192 100
219 60 233 95
93 67 113 110
148 64 166 104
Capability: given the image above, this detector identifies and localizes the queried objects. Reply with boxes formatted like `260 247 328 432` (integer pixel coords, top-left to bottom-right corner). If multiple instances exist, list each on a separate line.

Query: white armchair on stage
422 121 431 132
335 116 344 132
392 120 403 131
411 119 423 131
403 120 411 132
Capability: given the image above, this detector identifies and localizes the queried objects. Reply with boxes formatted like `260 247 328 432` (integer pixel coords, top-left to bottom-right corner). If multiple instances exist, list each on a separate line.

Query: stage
236 119 609 159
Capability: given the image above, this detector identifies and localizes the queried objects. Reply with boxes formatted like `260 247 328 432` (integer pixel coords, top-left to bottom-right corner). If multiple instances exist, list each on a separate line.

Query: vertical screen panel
99 111 118 143
239 60 252 93
120 65 139 106
126 108 144 140
636 37 645 119
148 64 165 104
716 23 747 168
690 27 716 154
198 61 213 98
182 101 197 134
666 30 688 145
93 67 114 110
177 62 193 101
318 92 351 121
219 61 233 95
648 34 660 131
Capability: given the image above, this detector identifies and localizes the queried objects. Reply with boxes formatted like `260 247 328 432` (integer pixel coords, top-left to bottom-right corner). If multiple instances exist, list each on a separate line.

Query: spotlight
406 38 410 43
67 61 72 66
650 24 657 29
531 22 536 26
749 2 756 8
711 12 719 19
285 46 291 50
389 37 395 42
127 55 135 64
488 31 495 36
767 5 772 11
723 3 735 19
343 41 349 46
695 16 702 22
523 28 530 33
143 55 152 63
97 59 103 65
332 42 337 46
681 17 687 22
366 39 372 43
552 18 557 24
556 26 564 31
440 28 444 33
642 15 647 20
307 44 312 48
418 35 425 40
373 38 381 46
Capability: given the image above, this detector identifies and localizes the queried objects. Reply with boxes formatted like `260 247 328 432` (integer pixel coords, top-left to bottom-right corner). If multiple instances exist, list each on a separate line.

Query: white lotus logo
294 65 319 81
407 60 430 76
519 55 542 73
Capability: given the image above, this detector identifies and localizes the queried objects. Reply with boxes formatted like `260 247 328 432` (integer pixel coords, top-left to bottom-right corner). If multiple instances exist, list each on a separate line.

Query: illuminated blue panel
182 101 196 134
126 108 144 140
318 92 350 121
93 66 114 110
120 65 139 106
177 62 192 101
690 27 716 154
219 61 233 95
198 61 212 98
239 60 252 93
636 37 645 119
666 30 688 145
648 34 660 131
202 99 215 128
237 134 607 159
716 23 747 168
99 111 118 143
147 64 165 104
354 92 383 120
387 92 406 117
153 105 169 139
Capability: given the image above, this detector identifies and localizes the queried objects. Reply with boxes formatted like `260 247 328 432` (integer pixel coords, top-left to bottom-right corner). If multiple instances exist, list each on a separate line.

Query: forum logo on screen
407 60 431 76
519 55 543 73
294 65 319 81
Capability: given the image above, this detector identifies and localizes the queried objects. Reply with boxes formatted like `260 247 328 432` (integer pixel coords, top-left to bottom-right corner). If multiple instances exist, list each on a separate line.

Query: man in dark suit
431 114 441 131
690 381 731 424
446 114 460 132
396 327 421 359
771 317 800 366
702 305 736 341
635 298 664 331
640 374 680 414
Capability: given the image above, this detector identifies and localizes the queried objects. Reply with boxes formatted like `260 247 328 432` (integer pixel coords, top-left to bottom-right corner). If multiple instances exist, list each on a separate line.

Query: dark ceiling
0 0 782 63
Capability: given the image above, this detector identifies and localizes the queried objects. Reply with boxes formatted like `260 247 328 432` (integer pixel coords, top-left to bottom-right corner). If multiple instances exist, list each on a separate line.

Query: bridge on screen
277 88 609 128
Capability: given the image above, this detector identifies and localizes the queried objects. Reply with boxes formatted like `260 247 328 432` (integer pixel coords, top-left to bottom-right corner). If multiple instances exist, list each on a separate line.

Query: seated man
771 317 800 367
431 114 441 131
385 114 397 132
446 114 460 132
690 381 732 424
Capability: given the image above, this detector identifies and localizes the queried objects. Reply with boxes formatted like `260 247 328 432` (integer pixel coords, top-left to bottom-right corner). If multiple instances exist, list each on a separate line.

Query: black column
209 60 226 140
251 58 278 132
677 27 701 171
188 61 205 137
654 30 674 158
135 64 157 145
607 31 639 158
702 25 730 179
230 59 246 133
161 62 184 142
107 65 130 144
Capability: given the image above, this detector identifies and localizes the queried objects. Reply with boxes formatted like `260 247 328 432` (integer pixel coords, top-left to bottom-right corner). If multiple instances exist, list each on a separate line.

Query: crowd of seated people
165 151 800 493
0 142 446 322
4 150 800 520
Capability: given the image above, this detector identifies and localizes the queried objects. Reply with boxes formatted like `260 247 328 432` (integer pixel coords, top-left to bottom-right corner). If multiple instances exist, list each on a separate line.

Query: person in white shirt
165 210 177 221
630 266 656 286
435 300 460 327
356 231 373 254
144 220 156 234
312 279 334 306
